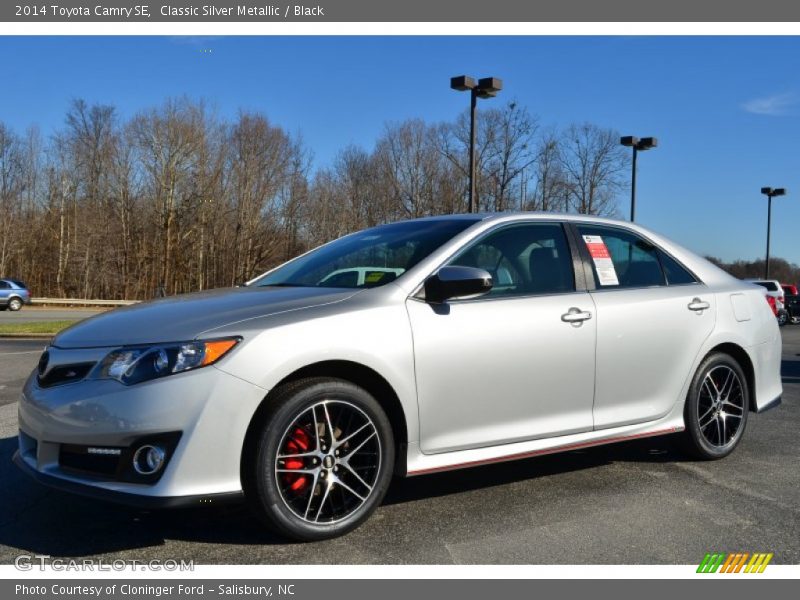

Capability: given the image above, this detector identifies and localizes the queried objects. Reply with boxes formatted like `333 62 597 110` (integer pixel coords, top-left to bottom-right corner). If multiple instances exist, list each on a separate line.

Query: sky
2 35 800 264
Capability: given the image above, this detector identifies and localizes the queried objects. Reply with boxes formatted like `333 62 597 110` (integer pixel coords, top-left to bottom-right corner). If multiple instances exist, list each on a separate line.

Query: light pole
761 186 787 279
450 75 502 213
620 136 657 221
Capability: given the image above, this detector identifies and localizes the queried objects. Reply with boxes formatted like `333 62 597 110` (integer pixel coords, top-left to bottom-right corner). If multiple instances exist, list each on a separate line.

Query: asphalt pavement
0 331 797 565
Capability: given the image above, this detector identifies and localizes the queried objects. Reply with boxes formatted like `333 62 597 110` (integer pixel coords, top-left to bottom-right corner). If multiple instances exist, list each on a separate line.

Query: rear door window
657 250 697 285
578 225 665 289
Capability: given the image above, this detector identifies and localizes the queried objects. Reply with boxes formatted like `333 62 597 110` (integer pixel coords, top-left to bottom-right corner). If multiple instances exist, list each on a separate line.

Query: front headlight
96 337 240 386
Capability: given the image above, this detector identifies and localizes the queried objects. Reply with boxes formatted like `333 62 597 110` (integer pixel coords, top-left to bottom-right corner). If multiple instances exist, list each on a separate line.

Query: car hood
52 286 361 349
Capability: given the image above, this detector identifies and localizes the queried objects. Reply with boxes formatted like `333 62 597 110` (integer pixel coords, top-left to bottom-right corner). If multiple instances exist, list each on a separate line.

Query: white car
745 279 785 309
318 267 405 287
16 213 782 541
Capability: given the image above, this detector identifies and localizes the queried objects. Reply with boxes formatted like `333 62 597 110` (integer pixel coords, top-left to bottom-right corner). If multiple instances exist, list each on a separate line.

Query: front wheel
8 298 22 311
681 352 749 460
246 377 395 541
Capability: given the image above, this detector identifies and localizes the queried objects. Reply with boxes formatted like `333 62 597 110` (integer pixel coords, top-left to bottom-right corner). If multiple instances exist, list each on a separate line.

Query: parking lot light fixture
620 135 658 222
450 75 503 213
760 187 787 279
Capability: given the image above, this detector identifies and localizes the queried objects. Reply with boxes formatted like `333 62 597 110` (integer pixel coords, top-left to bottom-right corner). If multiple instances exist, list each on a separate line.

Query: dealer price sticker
582 235 619 286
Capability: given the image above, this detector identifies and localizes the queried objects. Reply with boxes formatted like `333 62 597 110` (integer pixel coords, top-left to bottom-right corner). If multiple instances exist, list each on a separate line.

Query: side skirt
404 409 685 477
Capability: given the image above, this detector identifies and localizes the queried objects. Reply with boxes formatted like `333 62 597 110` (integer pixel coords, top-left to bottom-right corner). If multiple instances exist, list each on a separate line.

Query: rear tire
244 377 395 541
681 352 749 460
8 297 22 311
777 309 789 327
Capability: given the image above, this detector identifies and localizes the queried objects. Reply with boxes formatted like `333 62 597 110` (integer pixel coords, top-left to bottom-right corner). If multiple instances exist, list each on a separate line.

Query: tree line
0 97 632 299
706 256 800 285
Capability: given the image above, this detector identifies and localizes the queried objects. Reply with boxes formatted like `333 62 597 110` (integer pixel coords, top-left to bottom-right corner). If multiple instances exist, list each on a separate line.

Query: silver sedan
16 213 782 541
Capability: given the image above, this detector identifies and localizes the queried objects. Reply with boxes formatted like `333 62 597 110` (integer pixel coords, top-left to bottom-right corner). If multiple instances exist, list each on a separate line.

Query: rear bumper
756 395 781 414
748 332 783 412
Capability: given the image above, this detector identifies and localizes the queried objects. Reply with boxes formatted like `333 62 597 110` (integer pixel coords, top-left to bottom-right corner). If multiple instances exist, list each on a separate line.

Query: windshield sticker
582 235 619 286
365 271 385 284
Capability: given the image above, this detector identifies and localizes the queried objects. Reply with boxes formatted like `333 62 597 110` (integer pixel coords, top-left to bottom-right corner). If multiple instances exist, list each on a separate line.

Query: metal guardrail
31 297 140 307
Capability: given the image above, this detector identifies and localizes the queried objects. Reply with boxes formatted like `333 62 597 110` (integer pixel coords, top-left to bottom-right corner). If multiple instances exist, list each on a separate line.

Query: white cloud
741 92 798 116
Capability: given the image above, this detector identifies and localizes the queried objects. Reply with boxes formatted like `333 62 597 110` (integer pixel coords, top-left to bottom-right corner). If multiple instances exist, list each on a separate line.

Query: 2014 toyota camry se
15 213 782 541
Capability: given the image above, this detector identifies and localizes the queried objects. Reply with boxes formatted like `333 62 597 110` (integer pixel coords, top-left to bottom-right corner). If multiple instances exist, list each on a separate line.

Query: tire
681 352 749 460
245 377 395 541
777 309 789 327
8 297 22 311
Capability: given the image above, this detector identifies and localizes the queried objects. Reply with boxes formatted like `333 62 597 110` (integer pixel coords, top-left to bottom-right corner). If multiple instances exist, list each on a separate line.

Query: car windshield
253 218 479 289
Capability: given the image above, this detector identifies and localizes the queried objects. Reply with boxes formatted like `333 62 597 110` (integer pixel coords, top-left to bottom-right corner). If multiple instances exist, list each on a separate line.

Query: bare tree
1 98 635 300
559 123 629 216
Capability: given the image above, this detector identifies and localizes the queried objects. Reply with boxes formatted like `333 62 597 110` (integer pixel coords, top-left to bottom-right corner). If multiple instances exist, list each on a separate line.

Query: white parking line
0 351 41 356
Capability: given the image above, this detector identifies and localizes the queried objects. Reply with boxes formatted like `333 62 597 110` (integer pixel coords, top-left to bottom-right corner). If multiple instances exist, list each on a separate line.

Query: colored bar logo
697 552 773 573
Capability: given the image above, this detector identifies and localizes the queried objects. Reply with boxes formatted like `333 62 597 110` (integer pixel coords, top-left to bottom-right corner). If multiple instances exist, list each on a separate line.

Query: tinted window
254 218 479 289
0 281 9 290
449 222 575 298
578 225 665 289
753 281 778 292
657 250 697 285
10 279 26 288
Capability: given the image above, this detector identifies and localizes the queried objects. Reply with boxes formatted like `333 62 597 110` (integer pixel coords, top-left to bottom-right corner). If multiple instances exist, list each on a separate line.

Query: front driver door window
448 222 575 298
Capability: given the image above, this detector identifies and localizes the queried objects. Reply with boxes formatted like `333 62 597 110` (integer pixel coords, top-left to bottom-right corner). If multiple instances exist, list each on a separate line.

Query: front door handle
561 307 593 324
688 298 710 312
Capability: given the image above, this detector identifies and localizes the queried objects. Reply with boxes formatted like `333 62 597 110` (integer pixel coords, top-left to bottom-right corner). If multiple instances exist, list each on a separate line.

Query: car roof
398 211 636 226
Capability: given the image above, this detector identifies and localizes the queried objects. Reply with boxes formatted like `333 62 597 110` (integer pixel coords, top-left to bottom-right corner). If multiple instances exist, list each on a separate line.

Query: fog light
132 444 166 475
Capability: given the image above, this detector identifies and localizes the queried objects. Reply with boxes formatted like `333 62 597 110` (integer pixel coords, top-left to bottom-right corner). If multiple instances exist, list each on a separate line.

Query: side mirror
424 266 493 304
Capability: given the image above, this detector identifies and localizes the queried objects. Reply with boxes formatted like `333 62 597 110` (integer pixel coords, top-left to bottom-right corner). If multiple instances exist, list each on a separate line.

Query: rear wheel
777 309 789 327
245 377 395 541
8 297 22 311
681 352 749 460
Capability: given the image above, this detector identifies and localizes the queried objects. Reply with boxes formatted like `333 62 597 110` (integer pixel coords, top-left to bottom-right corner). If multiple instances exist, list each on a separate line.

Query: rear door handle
688 298 710 312
561 307 593 324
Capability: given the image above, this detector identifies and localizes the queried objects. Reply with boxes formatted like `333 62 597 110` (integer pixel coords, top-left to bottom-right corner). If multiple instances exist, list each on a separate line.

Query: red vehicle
766 294 778 316
782 283 800 324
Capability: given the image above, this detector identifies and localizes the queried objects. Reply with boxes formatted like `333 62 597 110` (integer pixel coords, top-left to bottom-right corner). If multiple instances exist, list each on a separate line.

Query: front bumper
13 450 243 508
17 357 268 504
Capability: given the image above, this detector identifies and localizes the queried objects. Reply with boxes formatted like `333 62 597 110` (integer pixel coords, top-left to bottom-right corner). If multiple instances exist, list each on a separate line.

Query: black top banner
3 0 800 22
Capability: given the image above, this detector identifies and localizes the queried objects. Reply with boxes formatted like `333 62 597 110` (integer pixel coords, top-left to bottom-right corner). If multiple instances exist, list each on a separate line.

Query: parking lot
0 326 798 565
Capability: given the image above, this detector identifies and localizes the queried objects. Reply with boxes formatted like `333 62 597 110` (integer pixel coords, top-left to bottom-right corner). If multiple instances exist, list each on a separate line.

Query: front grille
38 362 95 388
59 444 123 476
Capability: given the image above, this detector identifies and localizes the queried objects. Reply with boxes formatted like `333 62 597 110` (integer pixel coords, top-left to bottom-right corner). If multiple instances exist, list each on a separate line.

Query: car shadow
0 432 685 557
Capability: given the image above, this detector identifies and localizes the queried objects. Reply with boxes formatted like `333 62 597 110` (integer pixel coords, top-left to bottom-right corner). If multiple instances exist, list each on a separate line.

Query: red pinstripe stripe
407 426 683 476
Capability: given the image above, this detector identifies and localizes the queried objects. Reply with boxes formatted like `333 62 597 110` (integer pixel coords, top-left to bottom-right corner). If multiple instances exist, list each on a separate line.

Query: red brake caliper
282 426 311 492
